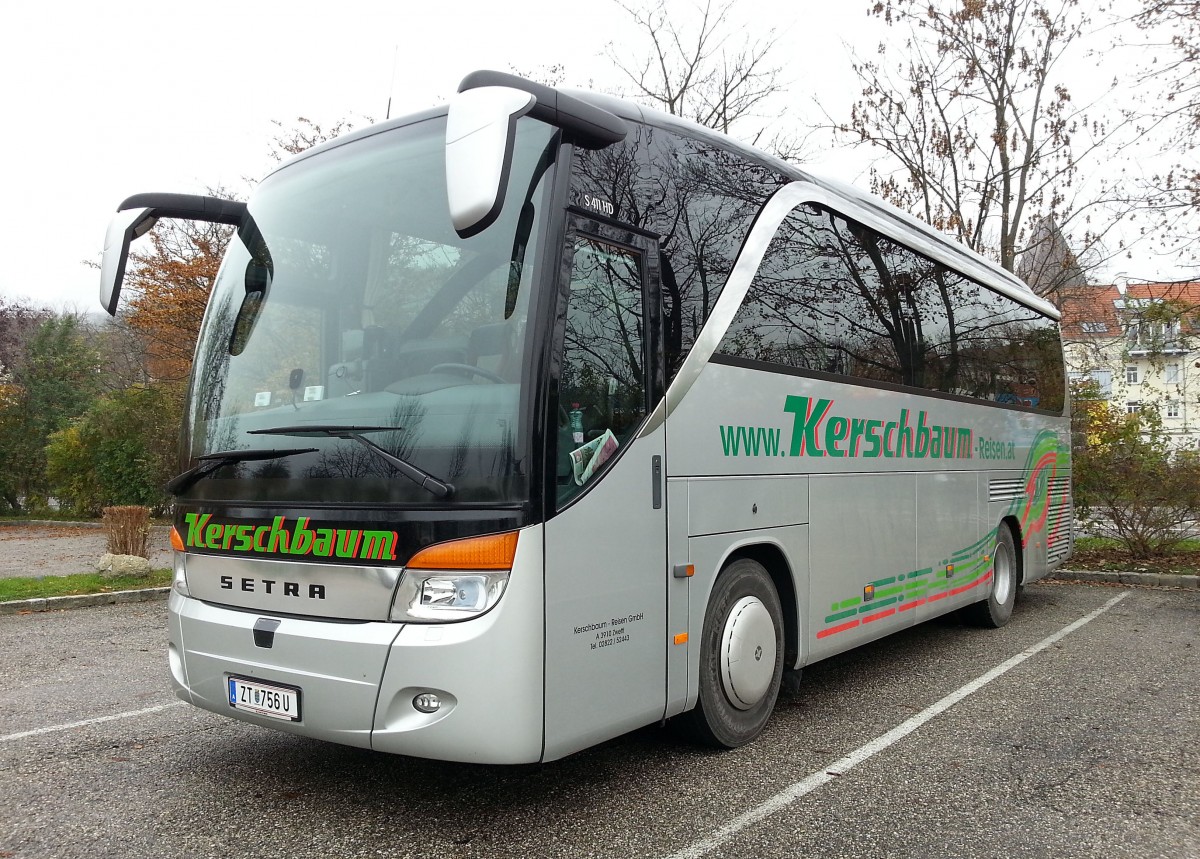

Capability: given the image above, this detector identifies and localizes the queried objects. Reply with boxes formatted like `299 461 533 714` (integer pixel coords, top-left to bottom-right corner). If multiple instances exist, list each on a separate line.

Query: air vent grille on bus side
1046 500 1073 564
989 478 1024 504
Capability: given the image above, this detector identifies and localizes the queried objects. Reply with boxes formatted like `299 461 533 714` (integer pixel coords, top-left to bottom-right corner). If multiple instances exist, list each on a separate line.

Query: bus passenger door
541 217 668 761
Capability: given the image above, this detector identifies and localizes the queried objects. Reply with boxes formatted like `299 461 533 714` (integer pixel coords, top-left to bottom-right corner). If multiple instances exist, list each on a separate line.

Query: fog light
413 692 442 714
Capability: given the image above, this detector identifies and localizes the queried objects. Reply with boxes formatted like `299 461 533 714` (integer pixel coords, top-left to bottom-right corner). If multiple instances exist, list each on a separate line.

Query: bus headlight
420 575 498 610
387 531 519 623
390 571 509 622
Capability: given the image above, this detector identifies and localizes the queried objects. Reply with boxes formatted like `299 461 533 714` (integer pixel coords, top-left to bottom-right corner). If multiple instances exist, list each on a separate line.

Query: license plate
227 676 301 721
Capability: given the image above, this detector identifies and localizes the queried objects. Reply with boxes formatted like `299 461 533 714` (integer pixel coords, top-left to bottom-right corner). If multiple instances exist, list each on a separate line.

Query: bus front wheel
964 523 1018 628
681 558 784 748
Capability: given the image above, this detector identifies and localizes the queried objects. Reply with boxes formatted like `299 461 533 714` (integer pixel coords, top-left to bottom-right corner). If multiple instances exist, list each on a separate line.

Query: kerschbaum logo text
720 396 977 459
183 513 398 561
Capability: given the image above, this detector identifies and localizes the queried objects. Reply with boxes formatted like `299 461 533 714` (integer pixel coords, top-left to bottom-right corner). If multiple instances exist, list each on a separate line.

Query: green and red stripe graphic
818 430 1069 640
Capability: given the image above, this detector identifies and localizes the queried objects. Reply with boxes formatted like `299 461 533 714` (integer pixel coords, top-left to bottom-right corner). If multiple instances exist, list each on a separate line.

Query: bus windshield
183 115 558 505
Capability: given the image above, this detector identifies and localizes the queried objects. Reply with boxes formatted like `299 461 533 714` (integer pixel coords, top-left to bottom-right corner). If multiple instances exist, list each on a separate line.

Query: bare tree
1129 1 1200 264
267 116 367 163
507 63 567 88
836 0 1133 304
605 0 807 158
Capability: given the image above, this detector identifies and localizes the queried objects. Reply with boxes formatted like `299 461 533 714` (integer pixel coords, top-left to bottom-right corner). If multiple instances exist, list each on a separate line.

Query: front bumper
167 526 546 763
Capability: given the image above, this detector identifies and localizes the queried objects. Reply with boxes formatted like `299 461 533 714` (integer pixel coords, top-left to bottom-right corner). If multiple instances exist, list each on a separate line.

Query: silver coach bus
99 71 1072 763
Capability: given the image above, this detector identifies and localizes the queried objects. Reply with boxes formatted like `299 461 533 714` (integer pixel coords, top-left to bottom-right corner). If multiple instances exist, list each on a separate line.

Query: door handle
652 455 662 509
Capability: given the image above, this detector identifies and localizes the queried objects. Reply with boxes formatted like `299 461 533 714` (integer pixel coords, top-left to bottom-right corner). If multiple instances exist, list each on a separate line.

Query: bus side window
556 235 647 507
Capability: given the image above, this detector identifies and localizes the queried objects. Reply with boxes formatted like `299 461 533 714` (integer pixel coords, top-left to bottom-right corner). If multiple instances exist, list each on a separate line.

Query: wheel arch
999 515 1026 585
726 542 800 671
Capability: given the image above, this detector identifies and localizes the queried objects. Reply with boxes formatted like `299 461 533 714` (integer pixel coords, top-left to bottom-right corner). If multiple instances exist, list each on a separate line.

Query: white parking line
664 591 1131 859
0 701 186 743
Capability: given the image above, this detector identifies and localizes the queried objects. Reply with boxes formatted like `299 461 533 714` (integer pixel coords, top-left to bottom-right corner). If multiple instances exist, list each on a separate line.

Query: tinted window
184 116 559 505
556 235 647 507
569 124 786 382
718 205 1065 412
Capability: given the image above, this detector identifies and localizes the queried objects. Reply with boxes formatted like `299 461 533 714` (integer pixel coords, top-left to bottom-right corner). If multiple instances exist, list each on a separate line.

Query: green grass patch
0 570 172 602
0 513 100 524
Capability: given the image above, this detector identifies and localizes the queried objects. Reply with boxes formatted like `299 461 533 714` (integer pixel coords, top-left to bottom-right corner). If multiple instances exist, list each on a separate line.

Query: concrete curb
1049 570 1200 588
0 587 170 616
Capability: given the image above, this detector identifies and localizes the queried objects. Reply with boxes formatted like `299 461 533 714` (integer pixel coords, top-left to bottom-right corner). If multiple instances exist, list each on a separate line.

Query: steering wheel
429 363 507 384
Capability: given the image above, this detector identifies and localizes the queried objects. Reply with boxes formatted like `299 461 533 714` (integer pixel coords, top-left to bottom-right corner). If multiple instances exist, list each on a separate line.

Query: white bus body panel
666 360 1071 666
542 422 668 761
372 527 545 763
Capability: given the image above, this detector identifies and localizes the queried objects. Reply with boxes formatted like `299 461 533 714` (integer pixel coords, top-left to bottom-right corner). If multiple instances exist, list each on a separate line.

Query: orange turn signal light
169 526 185 552
673 633 689 645
406 531 520 571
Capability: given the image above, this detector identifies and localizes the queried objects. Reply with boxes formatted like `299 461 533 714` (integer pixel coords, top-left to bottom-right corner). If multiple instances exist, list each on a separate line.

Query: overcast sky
0 0 1170 313
0 0 887 312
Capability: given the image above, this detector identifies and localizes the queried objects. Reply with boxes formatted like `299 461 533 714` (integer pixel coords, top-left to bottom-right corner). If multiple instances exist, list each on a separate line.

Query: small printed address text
574 612 644 651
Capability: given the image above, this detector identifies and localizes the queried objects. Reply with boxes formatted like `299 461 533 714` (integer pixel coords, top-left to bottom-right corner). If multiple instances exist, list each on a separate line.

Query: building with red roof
1060 281 1200 446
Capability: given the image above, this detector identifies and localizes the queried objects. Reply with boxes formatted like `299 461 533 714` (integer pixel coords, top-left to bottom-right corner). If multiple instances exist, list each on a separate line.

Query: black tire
963 523 1018 628
680 558 784 748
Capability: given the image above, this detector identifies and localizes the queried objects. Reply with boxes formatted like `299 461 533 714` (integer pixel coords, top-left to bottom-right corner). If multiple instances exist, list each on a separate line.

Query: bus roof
265 77 1058 322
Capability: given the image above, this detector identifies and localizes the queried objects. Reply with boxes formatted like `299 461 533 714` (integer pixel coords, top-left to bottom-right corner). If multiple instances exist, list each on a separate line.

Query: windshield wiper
165 447 319 496
248 425 455 499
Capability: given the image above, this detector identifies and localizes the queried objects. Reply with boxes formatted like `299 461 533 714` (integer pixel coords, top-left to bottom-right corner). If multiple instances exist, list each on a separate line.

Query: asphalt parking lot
1 582 1196 859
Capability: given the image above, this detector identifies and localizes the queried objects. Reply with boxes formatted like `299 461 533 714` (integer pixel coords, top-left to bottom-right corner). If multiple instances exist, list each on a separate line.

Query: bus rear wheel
681 558 784 748
964 523 1018 628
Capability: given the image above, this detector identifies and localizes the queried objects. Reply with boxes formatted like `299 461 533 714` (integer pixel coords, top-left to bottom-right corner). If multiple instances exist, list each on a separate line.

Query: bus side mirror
445 86 536 239
446 72 627 239
97 193 248 317
99 207 157 316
